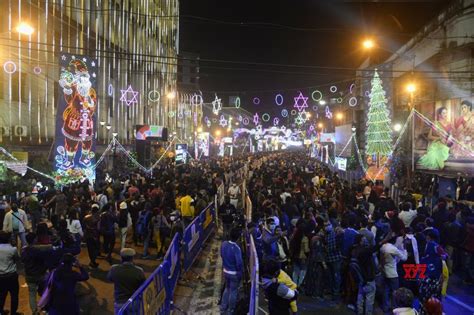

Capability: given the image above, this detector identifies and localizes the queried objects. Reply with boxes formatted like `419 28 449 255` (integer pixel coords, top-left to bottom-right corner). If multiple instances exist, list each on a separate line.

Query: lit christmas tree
365 70 392 157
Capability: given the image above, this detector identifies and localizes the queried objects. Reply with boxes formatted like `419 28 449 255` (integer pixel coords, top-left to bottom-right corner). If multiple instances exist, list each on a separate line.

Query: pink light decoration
253 113 260 125
253 97 260 105
293 91 308 112
120 85 139 106
349 83 355 94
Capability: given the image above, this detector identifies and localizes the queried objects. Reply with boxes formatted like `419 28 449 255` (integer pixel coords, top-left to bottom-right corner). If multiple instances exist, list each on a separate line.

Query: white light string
91 139 115 171
148 137 177 172
0 147 56 181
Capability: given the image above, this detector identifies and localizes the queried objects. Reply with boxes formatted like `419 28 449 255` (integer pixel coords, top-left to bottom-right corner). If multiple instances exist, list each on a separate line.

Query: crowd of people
219 151 474 315
0 157 246 315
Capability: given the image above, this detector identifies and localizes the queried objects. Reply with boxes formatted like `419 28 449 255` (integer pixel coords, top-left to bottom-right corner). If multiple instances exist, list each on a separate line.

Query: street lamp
393 123 402 132
319 100 326 105
351 126 357 133
406 83 417 93
336 112 344 120
215 130 221 137
16 22 34 36
197 127 203 133
362 39 375 50
167 91 176 99
317 122 323 129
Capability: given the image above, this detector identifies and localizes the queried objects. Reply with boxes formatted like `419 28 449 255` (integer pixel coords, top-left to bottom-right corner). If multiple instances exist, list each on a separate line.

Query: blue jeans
383 277 399 314
220 274 240 315
327 260 342 297
292 259 308 287
357 281 375 315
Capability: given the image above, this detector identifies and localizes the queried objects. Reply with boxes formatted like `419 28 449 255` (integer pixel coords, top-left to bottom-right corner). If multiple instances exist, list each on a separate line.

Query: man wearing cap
118 202 132 250
107 248 146 314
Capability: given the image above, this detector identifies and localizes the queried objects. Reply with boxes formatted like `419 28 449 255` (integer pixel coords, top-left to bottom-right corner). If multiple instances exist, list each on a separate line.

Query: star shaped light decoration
295 112 306 125
219 115 228 127
91 61 96 67
61 55 67 61
212 94 222 115
253 113 260 125
120 85 139 107
294 91 309 112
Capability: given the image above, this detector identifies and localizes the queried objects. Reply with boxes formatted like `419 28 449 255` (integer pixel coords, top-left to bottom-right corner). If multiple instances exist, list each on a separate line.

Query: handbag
37 270 56 310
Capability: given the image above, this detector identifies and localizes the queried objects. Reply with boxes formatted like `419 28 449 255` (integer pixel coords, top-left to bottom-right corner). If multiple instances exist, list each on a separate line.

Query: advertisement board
196 132 210 157
335 157 347 171
415 99 474 174
175 144 188 165
136 125 166 141
53 54 97 182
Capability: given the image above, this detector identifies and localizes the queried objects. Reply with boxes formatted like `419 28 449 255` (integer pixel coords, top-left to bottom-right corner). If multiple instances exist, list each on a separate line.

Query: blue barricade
163 233 181 298
119 201 217 315
183 203 216 271
248 235 259 315
118 260 170 315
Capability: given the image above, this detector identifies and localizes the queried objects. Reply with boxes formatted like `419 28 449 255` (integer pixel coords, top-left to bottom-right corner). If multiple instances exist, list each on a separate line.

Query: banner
53 54 97 182
320 133 336 143
183 203 216 271
196 132 210 157
415 99 474 175
164 233 181 297
335 157 347 171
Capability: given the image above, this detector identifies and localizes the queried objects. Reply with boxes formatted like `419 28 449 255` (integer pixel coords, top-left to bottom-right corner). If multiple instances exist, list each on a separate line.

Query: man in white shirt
279 189 291 204
2 203 28 248
228 183 241 208
380 236 407 314
311 174 320 187
398 202 418 228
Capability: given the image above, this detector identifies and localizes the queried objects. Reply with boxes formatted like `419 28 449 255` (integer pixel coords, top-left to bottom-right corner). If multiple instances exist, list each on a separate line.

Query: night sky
179 0 447 111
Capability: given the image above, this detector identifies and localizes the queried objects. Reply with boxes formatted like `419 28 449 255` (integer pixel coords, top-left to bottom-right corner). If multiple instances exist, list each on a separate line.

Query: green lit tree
366 70 392 157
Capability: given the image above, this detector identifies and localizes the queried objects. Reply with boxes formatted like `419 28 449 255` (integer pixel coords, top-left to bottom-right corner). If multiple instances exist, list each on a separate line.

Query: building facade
0 0 180 146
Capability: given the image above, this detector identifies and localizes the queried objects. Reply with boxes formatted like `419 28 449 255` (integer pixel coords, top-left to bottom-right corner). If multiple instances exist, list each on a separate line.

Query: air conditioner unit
0 126 10 137
14 125 27 137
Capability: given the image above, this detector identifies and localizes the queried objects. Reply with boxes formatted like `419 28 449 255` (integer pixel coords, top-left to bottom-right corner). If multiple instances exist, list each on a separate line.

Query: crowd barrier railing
248 235 259 315
118 201 216 315
183 202 217 271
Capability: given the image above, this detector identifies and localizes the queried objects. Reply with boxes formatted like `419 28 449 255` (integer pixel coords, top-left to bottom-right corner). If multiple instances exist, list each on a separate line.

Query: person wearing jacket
83 204 101 268
262 259 296 315
21 232 54 314
2 203 28 248
263 218 280 260
0 231 20 315
47 253 89 315
220 228 243 315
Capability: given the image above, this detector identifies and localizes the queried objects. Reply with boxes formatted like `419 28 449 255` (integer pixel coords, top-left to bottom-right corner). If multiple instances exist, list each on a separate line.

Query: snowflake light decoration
120 85 139 106
295 112 306 125
294 91 308 112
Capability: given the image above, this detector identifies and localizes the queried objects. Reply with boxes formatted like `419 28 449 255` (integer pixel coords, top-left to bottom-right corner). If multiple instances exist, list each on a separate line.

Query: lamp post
406 83 417 188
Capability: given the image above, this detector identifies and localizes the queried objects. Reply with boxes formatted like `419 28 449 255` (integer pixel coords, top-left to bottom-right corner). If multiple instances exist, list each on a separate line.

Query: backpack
136 210 151 236
118 209 129 228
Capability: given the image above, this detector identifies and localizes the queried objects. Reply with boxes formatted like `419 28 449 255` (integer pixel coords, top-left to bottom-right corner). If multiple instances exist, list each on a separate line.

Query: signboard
335 157 347 171
53 54 97 182
164 234 181 295
175 144 188 165
320 133 336 143
143 277 166 314
136 125 166 141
